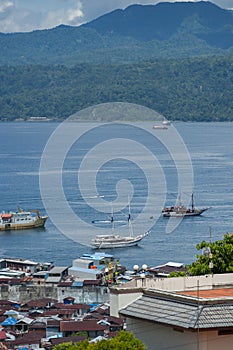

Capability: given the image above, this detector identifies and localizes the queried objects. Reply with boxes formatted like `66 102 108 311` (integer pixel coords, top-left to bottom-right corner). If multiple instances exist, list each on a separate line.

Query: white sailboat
91 204 149 249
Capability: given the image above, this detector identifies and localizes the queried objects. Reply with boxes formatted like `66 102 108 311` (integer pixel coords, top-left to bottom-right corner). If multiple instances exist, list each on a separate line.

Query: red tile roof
0 331 6 340
178 288 233 298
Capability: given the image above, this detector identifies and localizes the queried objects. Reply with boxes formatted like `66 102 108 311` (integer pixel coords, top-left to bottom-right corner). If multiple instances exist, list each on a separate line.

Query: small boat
91 205 149 249
152 125 168 130
162 193 209 218
0 208 48 231
162 119 171 126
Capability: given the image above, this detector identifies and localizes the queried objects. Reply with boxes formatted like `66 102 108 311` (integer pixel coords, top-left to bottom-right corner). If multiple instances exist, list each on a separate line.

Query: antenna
209 226 213 274
197 279 200 350
128 196 133 238
111 203 114 232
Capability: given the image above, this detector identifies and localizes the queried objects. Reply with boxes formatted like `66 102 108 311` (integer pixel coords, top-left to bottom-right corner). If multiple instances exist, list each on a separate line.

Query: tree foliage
1 56 233 122
53 331 146 350
187 234 233 276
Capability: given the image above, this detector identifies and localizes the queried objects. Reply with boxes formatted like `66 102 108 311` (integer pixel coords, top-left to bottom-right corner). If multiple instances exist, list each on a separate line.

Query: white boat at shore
0 208 48 231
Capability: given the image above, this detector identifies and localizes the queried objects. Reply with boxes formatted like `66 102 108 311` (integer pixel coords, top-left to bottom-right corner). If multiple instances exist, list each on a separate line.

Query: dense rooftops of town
0 253 233 349
0 297 124 349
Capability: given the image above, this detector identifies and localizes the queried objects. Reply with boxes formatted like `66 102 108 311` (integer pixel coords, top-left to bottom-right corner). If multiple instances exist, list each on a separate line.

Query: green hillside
1 56 233 121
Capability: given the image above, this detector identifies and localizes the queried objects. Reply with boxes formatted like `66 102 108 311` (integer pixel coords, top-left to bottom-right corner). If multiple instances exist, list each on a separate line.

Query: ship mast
191 193 194 212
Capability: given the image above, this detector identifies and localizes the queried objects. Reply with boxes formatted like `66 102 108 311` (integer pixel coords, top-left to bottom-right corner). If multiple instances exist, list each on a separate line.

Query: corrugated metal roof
120 292 233 329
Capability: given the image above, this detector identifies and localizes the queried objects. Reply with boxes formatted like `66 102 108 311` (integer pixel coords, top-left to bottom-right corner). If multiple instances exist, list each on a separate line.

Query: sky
0 0 233 33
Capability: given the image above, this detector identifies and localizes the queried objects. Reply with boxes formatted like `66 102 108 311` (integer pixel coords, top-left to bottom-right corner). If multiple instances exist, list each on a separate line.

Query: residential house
0 258 39 274
46 267 69 284
110 273 233 350
60 319 108 339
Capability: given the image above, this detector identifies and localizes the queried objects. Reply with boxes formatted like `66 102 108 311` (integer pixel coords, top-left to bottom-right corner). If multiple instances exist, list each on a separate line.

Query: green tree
168 271 187 277
54 331 146 350
187 234 233 276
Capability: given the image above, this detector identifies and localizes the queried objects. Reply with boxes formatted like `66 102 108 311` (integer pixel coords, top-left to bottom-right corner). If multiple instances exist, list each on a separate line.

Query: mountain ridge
0 1 233 65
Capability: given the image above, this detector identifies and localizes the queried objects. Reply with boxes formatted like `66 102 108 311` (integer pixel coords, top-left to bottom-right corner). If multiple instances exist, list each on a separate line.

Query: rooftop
179 288 233 299
120 289 233 330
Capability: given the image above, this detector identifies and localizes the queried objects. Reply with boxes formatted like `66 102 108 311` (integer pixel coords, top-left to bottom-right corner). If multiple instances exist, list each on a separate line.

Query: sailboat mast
111 204 114 232
191 193 194 211
128 199 133 238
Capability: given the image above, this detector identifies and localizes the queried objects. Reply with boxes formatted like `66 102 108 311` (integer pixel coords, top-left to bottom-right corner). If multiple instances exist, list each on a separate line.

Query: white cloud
44 1 84 29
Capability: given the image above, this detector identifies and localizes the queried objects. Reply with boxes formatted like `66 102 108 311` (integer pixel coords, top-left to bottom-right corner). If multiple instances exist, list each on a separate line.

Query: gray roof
46 276 62 283
120 290 233 329
48 266 68 274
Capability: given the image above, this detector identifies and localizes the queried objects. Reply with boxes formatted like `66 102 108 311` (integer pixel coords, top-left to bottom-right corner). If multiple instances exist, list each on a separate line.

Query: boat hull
0 216 48 231
91 232 149 249
162 209 208 218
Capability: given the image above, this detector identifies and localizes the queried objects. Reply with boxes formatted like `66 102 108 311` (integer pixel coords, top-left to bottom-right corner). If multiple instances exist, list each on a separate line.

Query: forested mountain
0 1 233 66
1 56 233 122
1 1 233 121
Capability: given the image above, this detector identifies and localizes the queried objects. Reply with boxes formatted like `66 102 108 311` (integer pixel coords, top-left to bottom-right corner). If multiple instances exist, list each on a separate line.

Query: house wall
133 273 233 291
125 318 233 350
110 289 142 317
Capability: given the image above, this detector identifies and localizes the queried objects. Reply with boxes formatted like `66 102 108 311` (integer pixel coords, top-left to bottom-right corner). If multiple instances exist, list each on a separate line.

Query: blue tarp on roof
88 303 100 312
72 281 83 287
1 317 17 326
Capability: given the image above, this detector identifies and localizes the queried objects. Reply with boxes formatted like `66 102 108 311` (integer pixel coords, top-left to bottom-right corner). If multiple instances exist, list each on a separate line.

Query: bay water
0 121 232 270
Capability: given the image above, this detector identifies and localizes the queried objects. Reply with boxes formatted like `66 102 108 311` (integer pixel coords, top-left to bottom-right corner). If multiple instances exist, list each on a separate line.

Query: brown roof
50 335 87 345
60 320 106 332
178 288 233 298
92 305 110 315
0 307 17 316
83 280 100 286
0 278 22 285
0 316 6 324
23 298 57 308
57 281 73 287
0 301 15 306
29 322 46 329
10 332 42 346
46 319 60 327
52 303 91 310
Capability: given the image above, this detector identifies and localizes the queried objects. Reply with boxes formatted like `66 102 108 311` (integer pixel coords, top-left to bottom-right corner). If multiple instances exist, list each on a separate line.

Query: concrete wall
128 273 233 291
57 285 110 304
0 284 110 304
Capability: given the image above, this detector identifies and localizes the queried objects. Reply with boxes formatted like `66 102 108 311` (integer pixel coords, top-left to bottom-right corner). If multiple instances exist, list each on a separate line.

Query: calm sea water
0 121 232 270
